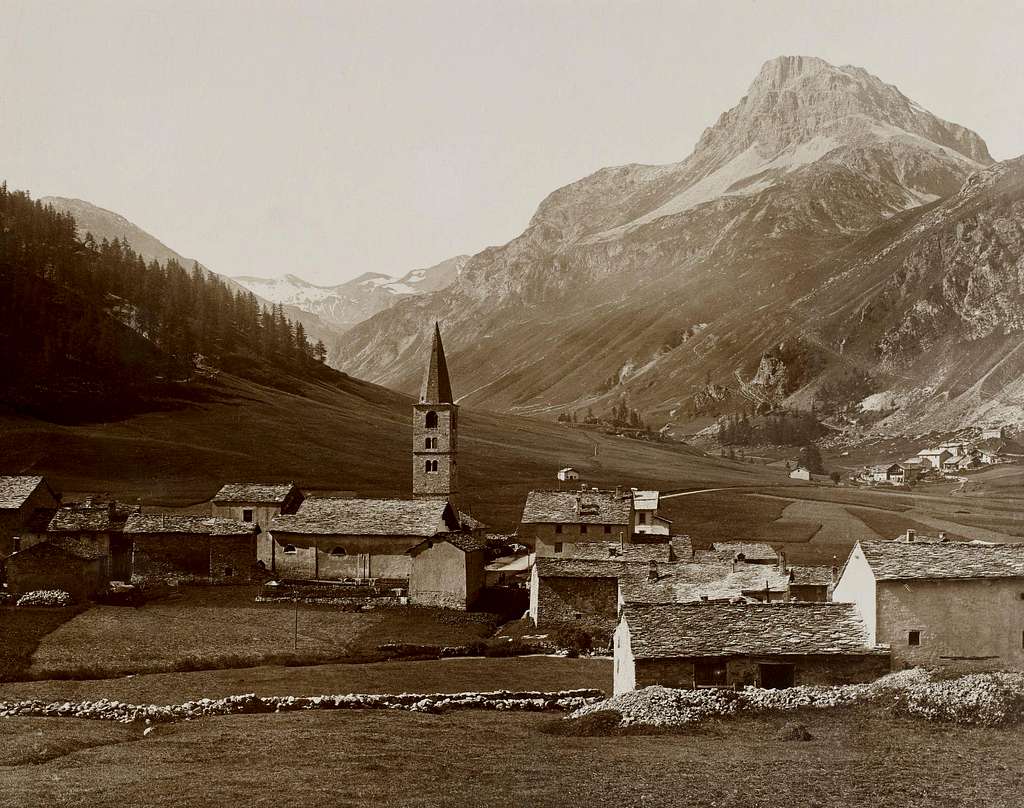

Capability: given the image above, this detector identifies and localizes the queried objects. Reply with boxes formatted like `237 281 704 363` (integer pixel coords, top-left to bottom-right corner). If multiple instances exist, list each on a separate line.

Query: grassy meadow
2 704 1021 807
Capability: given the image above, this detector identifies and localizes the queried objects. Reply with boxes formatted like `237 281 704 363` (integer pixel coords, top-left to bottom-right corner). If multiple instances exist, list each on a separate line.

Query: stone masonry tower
413 323 458 509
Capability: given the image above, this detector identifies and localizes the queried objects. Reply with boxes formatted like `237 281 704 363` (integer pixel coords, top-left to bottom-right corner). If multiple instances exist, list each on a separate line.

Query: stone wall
212 503 282 567
409 540 467 608
209 535 258 583
528 522 626 557
131 534 211 585
534 574 618 627
633 653 890 690
270 534 418 581
0 482 59 557
5 548 104 602
877 577 1024 669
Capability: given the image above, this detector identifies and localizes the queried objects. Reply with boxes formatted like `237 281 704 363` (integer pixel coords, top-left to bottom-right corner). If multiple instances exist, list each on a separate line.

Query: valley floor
2 699 1021 808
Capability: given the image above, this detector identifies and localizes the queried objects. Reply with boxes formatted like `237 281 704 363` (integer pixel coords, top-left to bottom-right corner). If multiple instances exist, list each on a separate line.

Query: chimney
938 531 947 542
831 554 839 585
906 529 916 543
647 560 659 581
777 550 787 573
83 496 94 508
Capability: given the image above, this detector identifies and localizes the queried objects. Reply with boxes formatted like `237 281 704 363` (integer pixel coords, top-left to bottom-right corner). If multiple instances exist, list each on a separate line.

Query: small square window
223 567 234 577
12 536 21 552
242 509 254 523
604 525 611 534
580 524 588 534
555 524 562 534
908 630 921 646
554 542 563 554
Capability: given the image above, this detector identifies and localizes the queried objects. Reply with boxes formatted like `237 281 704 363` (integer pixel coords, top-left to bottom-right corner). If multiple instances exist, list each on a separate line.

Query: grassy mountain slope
0 370 779 530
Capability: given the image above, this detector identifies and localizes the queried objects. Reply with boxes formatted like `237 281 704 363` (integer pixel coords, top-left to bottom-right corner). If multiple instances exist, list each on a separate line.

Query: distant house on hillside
866 465 890 483
916 448 951 470
519 489 632 557
833 540 1024 670
631 490 671 536
124 515 259 586
557 467 580 482
0 476 60 558
613 602 889 695
789 466 811 481
887 461 922 484
212 482 304 568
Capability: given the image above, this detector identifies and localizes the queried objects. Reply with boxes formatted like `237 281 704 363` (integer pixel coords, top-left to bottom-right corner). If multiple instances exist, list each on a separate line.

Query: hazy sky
3 0 1022 285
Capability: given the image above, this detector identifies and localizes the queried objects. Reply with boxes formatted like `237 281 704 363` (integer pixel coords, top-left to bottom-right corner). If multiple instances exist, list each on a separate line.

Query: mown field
2 703 1021 807
0 587 503 682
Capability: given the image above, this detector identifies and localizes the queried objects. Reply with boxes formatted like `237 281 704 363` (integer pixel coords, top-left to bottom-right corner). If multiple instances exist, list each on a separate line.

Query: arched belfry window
425 459 439 473
425 411 439 429
330 546 346 557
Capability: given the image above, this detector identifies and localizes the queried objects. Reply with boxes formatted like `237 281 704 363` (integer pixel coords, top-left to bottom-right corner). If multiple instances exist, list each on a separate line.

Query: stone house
520 489 633 557
631 490 671 536
3 539 106 602
916 448 952 470
124 514 258 585
36 501 134 582
0 476 60 558
613 601 890 695
407 533 486 609
211 482 304 568
620 558 791 605
833 539 1024 670
529 557 649 630
269 497 462 582
786 564 835 602
887 461 922 483
789 466 811 481
557 467 580 482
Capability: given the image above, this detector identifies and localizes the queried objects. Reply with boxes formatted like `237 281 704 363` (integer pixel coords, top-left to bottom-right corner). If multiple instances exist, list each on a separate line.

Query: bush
550 626 593 656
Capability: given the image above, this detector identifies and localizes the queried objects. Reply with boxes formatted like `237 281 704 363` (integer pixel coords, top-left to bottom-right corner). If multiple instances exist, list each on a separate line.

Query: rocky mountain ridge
233 255 468 332
333 55 1022 434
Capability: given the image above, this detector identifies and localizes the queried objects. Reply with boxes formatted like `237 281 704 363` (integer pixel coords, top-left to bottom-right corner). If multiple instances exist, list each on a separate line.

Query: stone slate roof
48 506 123 533
213 483 297 504
520 490 631 525
788 565 835 587
124 515 256 537
709 542 778 562
0 476 45 510
621 562 790 604
10 539 102 563
409 533 487 554
573 542 673 562
534 557 651 579
859 540 1024 581
271 498 454 537
622 602 877 659
459 511 487 532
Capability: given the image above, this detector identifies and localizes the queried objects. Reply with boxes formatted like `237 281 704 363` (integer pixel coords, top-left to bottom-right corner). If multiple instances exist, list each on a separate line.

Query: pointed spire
420 322 453 404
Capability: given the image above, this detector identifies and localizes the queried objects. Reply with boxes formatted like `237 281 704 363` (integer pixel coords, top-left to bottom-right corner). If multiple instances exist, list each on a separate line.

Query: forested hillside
0 185 333 418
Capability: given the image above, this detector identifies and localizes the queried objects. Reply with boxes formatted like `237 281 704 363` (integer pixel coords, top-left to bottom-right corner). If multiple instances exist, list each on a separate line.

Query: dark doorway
759 663 795 689
694 659 728 688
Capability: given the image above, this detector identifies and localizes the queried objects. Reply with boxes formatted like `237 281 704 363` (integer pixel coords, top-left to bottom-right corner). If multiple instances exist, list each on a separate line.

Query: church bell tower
413 323 458 510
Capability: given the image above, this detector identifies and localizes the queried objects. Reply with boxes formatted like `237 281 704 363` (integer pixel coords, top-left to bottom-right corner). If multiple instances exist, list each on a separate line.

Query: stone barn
833 539 1024 670
4 540 106 602
211 482 304 568
124 515 259 585
0 476 60 558
529 557 650 630
38 501 133 582
407 534 486 609
269 497 462 583
613 601 890 695
520 489 633 558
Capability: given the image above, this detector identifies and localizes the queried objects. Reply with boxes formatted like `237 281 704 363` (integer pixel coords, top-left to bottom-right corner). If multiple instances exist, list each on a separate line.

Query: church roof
270 497 457 537
0 476 46 510
520 490 631 525
420 322 454 404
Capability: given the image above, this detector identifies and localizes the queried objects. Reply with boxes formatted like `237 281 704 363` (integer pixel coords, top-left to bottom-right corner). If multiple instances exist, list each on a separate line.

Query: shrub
550 626 593 656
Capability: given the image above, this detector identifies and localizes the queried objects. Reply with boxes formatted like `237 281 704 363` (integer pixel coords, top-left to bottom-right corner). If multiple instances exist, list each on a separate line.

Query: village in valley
4 326 1024 705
